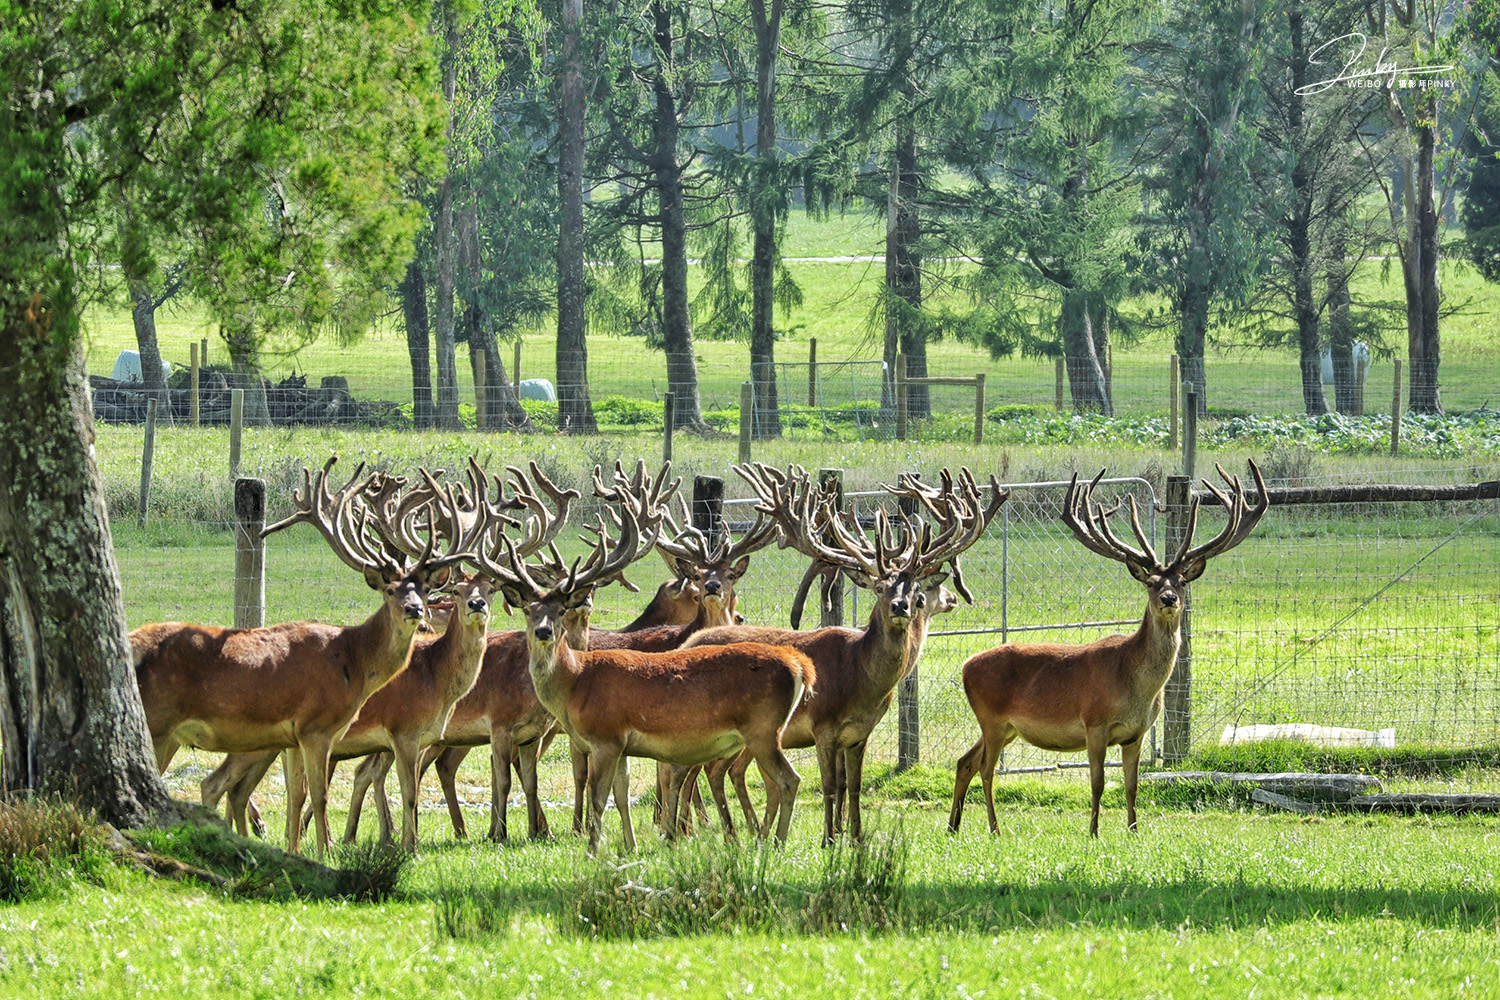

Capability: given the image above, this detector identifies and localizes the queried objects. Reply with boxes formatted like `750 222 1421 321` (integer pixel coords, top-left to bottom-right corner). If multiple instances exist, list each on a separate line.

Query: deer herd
130 455 1269 857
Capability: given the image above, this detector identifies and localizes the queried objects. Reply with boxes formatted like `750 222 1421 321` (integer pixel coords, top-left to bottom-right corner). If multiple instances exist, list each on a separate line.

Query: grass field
4 798 1499 998
76 206 1500 423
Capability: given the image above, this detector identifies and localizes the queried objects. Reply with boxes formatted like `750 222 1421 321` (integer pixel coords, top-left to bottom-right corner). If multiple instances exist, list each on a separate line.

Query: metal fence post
1055 358 1066 411
973 373 986 445
896 488 920 771
229 388 244 480
513 340 522 390
818 468 845 628
1168 354 1179 450
739 382 753 464
1162 475 1193 763
189 341 201 427
137 398 157 528
895 354 908 441
662 392 675 464
234 477 266 629
808 338 818 407
1182 385 1198 481
1391 360 1402 457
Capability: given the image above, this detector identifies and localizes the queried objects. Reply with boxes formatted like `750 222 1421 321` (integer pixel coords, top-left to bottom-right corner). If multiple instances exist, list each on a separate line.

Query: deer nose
1160 591 1178 608
890 598 910 617
468 597 488 613
703 579 722 595
534 623 554 641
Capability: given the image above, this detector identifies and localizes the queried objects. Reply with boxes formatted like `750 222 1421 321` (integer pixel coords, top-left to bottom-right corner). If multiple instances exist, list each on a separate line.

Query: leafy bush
595 395 664 427
0 797 111 903
986 403 1048 422
1205 408 1500 458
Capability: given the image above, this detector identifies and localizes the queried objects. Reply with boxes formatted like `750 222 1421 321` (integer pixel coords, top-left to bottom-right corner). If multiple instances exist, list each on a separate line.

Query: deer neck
348 600 421 692
526 630 582 721
1127 604 1182 694
430 612 490 704
855 605 914 688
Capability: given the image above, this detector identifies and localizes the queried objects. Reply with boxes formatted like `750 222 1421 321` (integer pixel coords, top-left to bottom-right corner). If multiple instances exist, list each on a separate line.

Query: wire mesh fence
91 330 1482 435
118 461 1500 821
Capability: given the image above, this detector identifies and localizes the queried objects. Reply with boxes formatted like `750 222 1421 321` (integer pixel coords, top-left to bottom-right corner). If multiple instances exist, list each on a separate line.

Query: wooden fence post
895 354 908 441
739 382 753 464
1182 385 1198 481
692 475 724 550
808 338 818 407
973 373 986 446
1390 360 1402 457
200 337 209 368
1169 354 1179 450
662 392 675 464
514 340 522 390
470 344 487 431
234 477 266 629
818 468 845 628
189 342 201 427
896 489 921 771
1162 475 1193 763
229 388 244 480
1354 354 1366 417
137 398 157 528
1055 358 1065 411
1104 344 1113 410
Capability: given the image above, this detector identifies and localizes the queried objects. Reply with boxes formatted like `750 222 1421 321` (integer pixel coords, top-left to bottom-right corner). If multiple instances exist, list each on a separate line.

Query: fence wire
118 466 1500 813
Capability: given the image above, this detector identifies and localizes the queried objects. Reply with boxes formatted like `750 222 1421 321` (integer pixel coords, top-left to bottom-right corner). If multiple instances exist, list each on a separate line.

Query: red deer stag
683 463 1005 844
947 461 1268 837
132 457 470 856
488 491 813 856
202 467 503 849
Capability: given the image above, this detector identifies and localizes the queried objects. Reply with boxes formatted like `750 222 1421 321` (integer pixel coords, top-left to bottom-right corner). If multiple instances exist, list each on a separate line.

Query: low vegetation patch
0 797 111 903
1181 739 1500 778
562 828 911 940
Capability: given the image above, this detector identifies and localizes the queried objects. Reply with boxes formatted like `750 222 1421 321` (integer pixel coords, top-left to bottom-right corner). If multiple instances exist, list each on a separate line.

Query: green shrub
595 395 664 427
986 403 1048 422
0 797 111 903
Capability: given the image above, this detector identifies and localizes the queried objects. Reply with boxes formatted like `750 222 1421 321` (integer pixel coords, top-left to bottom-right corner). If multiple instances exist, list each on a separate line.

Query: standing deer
487 482 812 856
201 468 503 850
683 463 1005 844
132 457 470 856
947 461 1268 837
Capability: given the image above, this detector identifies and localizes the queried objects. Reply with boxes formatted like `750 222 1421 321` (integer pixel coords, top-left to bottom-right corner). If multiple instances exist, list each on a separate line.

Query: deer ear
426 565 454 591
925 571 949 589
731 555 751 577
498 583 527 610
363 565 387 590
1180 559 1207 583
1127 562 1154 584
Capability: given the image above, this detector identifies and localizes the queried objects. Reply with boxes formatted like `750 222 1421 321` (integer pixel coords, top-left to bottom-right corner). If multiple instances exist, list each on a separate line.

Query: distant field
79 207 1500 421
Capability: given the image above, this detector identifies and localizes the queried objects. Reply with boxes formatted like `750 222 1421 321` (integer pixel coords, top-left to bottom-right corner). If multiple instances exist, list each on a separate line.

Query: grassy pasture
4 800 1499 998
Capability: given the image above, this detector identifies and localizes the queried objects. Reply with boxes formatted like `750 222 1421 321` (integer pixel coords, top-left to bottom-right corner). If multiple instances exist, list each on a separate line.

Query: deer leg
814 735 840 846
705 756 736 841
949 737 985 834
585 743 624 858
433 745 471 840
283 749 308 855
1121 735 1144 833
570 739 589 835
367 752 397 843
612 756 636 853
1086 727 1108 838
300 734 336 859
661 764 685 840
981 727 1014 835
748 740 801 846
346 752 385 843
516 739 549 840
235 752 280 840
727 748 760 837
832 752 846 835
653 761 672 832
844 741 868 842
687 767 708 830
490 733 515 843
392 736 422 852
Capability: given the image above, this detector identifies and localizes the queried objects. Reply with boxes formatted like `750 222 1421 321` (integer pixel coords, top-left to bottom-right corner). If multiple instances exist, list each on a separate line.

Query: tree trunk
223 322 271 426
480 335 532 431
0 295 179 828
1326 224 1360 415
556 0 597 434
127 280 173 425
891 129 929 420
1176 270 1209 414
1060 286 1109 413
1411 111 1442 414
400 261 435 430
748 0 783 439
1288 12 1327 417
431 12 464 431
652 1 706 433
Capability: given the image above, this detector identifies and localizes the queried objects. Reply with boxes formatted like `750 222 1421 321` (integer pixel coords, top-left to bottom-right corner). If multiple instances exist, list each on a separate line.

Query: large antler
656 493 778 570
1167 460 1269 576
881 467 1008 603
262 456 399 576
1061 469 1160 574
